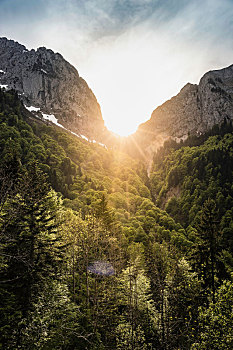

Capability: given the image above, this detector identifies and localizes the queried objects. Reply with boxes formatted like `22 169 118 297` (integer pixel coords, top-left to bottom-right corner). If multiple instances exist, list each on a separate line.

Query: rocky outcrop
0 37 105 139
1 37 233 155
138 83 200 140
135 64 233 155
198 65 233 129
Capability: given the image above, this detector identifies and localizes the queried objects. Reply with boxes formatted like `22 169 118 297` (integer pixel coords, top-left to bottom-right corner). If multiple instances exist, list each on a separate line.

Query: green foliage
1 90 233 349
151 133 233 229
191 199 229 303
0 161 64 348
192 281 233 350
17 281 82 350
145 241 201 349
116 323 148 350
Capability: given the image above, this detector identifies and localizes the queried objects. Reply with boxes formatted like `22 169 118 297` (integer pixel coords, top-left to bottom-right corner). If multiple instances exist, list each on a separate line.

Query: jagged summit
1 37 233 156
0 37 104 140
135 63 233 158
0 37 26 50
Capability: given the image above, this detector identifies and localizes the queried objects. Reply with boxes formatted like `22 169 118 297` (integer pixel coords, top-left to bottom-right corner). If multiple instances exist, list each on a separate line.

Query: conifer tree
0 163 64 348
192 199 221 303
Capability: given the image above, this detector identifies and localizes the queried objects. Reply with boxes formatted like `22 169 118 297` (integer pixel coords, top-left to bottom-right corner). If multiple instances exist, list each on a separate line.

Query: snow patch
92 139 107 149
41 69 47 74
0 84 8 89
25 105 40 112
42 113 58 124
68 134 107 148
41 113 65 129
98 142 107 149
24 105 107 148
0 70 5 74
173 135 188 143
70 131 91 143
80 134 89 141
69 130 89 141
25 105 64 130
70 130 82 138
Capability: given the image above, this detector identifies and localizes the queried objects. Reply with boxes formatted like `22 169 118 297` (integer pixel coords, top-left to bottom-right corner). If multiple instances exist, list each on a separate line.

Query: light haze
1 0 233 135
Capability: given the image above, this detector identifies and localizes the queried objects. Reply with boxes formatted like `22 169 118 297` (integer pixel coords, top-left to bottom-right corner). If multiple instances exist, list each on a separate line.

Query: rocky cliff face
135 64 233 157
0 37 105 139
1 37 233 155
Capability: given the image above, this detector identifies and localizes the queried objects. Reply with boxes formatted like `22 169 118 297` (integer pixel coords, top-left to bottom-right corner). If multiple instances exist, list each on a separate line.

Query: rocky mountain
135 64 233 159
0 37 105 140
1 37 233 159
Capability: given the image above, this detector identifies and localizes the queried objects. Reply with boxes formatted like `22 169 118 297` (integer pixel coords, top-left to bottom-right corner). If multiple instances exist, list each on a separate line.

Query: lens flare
87 260 115 276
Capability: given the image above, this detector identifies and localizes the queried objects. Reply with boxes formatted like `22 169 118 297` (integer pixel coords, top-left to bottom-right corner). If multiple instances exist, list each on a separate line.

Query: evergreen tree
191 199 223 303
192 281 233 350
0 163 64 348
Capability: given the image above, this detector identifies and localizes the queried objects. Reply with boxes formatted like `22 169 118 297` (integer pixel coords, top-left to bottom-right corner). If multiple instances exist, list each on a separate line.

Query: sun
103 107 139 137
78 24 205 137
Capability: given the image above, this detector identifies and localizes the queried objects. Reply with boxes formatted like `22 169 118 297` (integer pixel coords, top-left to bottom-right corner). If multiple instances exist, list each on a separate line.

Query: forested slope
0 89 233 349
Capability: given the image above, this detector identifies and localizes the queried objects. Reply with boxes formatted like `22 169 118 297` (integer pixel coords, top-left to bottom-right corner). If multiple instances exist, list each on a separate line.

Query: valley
0 38 233 350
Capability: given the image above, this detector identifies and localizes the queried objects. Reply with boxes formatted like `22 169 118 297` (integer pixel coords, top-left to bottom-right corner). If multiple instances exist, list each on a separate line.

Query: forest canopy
0 89 233 349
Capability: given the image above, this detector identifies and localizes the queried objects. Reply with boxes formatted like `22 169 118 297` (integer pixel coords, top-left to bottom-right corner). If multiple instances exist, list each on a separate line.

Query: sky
1 0 233 135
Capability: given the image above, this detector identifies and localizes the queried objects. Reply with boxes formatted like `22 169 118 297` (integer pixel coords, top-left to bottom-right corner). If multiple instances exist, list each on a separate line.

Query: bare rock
136 64 233 153
0 37 104 139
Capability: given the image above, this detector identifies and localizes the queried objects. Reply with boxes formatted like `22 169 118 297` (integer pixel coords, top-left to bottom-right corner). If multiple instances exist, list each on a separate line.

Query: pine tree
0 163 64 348
192 199 221 304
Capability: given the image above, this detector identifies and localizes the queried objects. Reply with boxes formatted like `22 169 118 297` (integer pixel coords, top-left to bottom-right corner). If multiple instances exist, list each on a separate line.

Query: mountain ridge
0 37 105 140
1 37 233 161
133 63 233 161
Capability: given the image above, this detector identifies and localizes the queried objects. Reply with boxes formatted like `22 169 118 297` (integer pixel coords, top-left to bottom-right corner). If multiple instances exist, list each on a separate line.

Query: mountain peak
180 82 196 93
0 37 104 140
0 37 26 51
133 64 233 161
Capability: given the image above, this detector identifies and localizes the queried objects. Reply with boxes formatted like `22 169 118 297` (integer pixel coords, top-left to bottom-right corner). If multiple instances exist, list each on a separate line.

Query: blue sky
1 0 233 135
